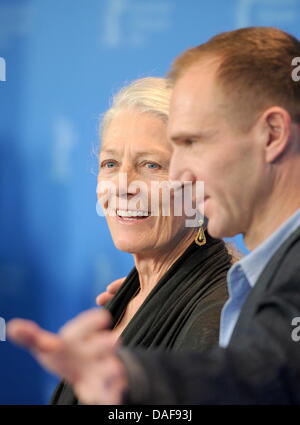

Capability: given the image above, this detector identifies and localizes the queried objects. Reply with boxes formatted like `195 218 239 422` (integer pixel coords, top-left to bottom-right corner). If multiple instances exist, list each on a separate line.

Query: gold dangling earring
195 220 206 246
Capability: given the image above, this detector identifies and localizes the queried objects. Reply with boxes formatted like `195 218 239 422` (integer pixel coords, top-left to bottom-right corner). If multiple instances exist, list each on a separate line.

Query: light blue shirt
219 208 300 348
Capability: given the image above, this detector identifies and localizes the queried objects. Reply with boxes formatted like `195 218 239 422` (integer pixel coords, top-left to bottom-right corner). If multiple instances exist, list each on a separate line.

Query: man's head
168 27 300 248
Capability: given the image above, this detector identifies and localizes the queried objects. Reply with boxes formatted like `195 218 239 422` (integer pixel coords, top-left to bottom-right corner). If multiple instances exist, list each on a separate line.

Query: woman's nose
117 167 140 198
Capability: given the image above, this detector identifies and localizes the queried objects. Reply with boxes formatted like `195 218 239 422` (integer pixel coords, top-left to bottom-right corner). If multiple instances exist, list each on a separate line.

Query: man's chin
207 220 233 240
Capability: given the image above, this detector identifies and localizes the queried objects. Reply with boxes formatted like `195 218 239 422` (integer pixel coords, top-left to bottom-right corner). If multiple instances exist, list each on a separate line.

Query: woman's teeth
117 210 149 218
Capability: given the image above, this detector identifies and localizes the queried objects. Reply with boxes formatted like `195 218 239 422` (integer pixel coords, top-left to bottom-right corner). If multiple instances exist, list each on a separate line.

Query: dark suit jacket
122 225 300 404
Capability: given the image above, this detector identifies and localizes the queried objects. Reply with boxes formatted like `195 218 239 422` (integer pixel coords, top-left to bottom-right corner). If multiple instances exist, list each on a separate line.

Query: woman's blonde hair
100 77 172 137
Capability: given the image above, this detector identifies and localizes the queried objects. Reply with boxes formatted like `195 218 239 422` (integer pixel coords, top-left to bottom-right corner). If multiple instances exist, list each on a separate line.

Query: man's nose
169 153 195 184
169 152 180 181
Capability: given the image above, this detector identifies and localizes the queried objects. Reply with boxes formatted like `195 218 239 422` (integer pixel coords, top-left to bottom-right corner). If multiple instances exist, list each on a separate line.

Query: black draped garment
51 232 231 404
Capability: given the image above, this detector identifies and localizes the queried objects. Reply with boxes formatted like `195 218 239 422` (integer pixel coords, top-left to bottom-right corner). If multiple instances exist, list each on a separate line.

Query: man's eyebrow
170 128 217 142
170 132 203 142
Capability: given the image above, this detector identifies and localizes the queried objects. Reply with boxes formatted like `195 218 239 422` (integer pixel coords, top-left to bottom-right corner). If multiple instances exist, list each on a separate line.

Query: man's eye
184 139 194 146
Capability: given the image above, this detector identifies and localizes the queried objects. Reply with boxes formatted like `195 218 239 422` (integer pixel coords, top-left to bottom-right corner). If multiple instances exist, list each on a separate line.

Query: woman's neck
133 229 197 296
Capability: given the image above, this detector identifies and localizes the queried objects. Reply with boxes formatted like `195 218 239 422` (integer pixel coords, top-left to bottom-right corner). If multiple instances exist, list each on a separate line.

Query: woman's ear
261 107 292 163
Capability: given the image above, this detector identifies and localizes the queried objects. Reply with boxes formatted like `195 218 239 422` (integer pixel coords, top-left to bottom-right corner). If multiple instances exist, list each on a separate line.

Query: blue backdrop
1 0 300 404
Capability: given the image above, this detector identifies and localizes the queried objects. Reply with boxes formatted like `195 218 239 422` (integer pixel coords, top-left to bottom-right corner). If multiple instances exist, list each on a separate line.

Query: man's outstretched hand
7 308 128 405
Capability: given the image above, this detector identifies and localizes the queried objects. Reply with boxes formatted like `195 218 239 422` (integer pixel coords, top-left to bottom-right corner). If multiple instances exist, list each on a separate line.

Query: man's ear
260 107 292 163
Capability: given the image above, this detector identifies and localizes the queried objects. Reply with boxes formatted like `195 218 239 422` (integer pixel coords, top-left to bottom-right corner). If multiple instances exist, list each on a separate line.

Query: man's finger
7 319 62 353
59 308 112 341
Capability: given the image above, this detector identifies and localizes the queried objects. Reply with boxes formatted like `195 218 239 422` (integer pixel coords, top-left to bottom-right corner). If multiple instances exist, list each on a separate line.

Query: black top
51 232 231 404
121 225 300 404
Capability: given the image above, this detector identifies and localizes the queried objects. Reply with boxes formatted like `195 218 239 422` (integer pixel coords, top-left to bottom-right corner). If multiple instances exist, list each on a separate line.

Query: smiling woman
51 77 241 405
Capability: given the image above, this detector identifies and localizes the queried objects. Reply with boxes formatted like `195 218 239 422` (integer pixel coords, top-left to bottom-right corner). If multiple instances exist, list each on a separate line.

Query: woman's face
97 109 192 254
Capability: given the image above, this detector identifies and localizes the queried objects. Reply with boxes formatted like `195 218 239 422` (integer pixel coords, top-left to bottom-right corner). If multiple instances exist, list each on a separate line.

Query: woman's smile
115 209 152 225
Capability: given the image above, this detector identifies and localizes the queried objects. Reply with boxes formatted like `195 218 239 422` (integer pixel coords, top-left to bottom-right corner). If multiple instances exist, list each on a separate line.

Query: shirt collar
230 208 300 288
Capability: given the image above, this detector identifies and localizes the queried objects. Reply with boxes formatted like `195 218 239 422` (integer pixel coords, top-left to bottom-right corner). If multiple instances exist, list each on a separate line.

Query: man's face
168 61 267 241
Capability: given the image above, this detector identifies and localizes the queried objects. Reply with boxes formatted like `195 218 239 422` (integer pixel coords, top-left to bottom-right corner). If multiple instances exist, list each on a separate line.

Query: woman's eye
101 160 117 168
106 162 115 168
144 162 161 169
